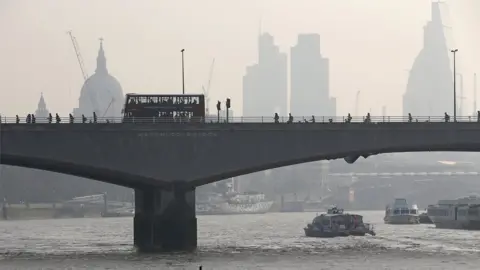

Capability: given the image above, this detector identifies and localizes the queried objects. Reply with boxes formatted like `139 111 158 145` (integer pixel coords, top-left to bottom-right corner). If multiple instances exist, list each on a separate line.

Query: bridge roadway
2 117 480 252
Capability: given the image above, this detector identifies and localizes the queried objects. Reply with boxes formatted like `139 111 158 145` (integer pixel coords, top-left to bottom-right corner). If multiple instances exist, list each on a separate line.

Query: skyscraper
403 2 453 117
243 33 287 118
290 34 335 117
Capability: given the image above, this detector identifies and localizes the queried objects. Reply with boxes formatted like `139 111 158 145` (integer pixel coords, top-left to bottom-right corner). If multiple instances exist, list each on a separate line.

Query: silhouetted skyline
0 0 478 118
290 33 335 117
243 33 287 117
403 2 454 117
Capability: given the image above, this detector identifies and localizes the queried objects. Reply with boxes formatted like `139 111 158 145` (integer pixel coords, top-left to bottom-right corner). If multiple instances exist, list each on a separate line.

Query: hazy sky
0 0 479 117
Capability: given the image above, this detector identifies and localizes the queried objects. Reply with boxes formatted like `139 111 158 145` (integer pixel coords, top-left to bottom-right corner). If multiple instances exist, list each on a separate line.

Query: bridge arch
0 154 169 189
190 143 480 187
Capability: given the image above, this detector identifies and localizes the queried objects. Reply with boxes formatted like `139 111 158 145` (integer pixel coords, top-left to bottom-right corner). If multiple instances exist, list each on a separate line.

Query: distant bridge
328 171 480 177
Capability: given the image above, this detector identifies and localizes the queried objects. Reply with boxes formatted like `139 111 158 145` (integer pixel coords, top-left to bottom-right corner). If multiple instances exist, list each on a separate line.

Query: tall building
73 40 124 119
35 93 49 118
243 33 287 118
290 34 335 117
403 2 453 116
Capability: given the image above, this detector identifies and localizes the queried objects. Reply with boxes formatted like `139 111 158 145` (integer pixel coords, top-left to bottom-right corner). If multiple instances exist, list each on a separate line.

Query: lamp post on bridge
451 48 458 122
181 49 185 95
216 101 221 123
226 98 231 123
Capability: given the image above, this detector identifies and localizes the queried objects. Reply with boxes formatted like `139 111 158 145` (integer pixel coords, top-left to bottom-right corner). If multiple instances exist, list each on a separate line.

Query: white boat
427 195 480 230
196 192 273 215
384 198 420 224
196 178 273 215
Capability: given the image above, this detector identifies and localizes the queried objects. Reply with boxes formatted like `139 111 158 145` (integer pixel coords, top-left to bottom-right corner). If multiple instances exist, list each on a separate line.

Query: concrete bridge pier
133 186 197 252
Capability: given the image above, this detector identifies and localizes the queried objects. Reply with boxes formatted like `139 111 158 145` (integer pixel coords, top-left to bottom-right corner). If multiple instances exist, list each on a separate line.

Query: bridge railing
0 115 478 124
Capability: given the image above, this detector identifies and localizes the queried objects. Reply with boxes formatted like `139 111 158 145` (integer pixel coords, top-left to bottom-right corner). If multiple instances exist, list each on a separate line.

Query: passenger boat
304 213 349 238
427 195 480 230
304 206 375 238
197 178 273 215
384 198 420 224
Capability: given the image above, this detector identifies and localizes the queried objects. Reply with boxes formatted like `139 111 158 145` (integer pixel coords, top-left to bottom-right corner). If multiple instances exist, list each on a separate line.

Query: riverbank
1 203 103 221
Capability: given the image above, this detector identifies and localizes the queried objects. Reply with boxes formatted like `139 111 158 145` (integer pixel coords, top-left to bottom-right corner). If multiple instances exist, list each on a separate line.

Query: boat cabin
327 206 344 214
385 198 418 216
313 214 348 228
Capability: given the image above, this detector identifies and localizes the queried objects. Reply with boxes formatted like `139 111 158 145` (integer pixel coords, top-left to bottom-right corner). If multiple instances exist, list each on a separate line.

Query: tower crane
67 30 99 115
102 90 115 118
202 58 215 116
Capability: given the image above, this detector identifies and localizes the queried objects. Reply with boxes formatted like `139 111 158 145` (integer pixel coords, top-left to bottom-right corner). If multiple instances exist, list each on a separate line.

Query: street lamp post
451 49 458 122
181 49 185 95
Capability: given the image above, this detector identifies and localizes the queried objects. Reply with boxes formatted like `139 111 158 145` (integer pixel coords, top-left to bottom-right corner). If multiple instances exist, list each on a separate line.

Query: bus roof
126 93 204 97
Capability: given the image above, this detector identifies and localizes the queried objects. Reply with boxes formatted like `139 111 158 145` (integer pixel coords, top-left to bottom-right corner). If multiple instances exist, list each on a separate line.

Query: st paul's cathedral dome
73 40 124 119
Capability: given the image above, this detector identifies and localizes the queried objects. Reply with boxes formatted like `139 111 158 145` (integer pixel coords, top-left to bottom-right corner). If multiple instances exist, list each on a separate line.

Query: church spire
431 1 442 23
38 92 46 110
35 92 49 118
95 37 108 74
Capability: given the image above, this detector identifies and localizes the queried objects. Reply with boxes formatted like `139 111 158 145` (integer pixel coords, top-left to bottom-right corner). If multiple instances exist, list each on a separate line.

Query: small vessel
427 195 480 230
304 206 375 237
304 213 349 238
384 198 420 224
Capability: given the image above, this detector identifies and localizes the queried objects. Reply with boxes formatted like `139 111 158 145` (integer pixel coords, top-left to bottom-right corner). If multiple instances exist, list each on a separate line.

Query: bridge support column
133 186 196 252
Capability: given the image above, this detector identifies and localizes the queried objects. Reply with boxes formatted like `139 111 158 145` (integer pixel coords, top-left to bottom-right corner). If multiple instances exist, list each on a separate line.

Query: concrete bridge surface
2 121 480 251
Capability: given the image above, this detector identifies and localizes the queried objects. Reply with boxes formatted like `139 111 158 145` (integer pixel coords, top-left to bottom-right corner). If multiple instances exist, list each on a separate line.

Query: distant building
290 34 335 117
243 33 287 118
35 93 49 119
403 2 453 117
73 40 124 120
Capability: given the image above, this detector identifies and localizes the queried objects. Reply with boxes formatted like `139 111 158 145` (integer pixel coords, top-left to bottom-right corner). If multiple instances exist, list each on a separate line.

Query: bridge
2 115 480 252
328 171 480 177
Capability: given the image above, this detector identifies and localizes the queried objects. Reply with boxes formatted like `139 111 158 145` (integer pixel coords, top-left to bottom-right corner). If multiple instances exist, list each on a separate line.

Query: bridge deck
2 122 480 131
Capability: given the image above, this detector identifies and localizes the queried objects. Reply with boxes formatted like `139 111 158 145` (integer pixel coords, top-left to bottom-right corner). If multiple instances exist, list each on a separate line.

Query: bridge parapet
1 115 479 124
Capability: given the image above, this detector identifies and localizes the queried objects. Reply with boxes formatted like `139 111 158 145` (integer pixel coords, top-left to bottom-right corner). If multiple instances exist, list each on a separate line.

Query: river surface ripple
0 211 479 269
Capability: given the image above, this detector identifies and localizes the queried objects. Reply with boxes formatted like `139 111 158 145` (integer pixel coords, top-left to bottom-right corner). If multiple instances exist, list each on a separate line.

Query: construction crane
202 58 215 116
67 31 89 81
102 95 115 117
67 30 99 115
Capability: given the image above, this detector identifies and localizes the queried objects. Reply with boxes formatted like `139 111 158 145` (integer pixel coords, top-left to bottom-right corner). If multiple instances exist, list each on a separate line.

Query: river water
0 211 479 269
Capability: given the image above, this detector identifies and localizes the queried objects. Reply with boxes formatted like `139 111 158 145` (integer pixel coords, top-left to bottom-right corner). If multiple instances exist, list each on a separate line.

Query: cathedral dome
74 40 124 118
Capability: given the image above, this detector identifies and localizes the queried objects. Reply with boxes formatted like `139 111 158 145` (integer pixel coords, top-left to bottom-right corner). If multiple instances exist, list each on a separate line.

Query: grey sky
0 0 478 117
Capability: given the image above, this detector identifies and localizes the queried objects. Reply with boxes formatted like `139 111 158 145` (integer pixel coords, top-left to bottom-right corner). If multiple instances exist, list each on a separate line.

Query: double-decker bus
122 94 205 123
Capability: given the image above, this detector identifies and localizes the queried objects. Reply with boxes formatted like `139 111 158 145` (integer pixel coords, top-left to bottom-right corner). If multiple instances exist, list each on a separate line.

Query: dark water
0 211 479 269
